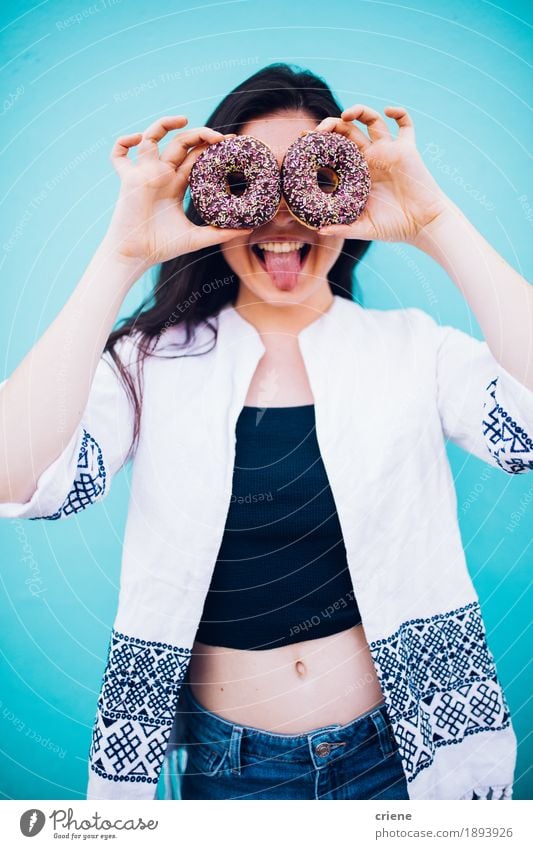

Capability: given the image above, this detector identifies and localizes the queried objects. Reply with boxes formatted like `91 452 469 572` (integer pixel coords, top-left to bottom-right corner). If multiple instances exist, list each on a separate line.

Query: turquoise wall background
0 0 531 800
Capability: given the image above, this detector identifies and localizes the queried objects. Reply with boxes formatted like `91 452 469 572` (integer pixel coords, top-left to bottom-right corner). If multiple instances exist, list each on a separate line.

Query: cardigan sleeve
415 308 533 474
0 333 140 520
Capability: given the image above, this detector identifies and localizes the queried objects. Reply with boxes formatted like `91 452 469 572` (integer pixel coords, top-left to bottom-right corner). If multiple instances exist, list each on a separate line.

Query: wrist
409 196 465 255
96 235 152 283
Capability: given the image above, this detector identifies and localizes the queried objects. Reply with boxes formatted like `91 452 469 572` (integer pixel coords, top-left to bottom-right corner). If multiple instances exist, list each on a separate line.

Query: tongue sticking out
262 249 302 291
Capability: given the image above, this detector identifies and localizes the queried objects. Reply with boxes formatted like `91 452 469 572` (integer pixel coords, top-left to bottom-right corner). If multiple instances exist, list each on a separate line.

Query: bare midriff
187 624 386 734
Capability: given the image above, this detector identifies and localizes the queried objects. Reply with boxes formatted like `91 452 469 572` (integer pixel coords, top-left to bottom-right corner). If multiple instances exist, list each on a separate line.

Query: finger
318 220 375 241
110 132 143 176
340 104 391 142
136 114 189 161
176 138 214 179
160 127 228 168
191 223 254 250
174 143 212 198
383 105 415 140
313 117 370 151
207 224 254 242
141 114 189 142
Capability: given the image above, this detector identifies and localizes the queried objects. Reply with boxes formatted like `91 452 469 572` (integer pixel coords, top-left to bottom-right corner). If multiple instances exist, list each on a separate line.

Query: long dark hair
104 63 372 459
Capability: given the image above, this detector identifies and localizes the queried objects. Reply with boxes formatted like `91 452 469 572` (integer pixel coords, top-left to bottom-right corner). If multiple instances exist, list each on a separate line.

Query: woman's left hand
314 105 450 246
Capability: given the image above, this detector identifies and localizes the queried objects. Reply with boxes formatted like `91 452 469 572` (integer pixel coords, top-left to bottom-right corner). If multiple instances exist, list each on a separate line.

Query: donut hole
226 170 248 197
316 166 339 195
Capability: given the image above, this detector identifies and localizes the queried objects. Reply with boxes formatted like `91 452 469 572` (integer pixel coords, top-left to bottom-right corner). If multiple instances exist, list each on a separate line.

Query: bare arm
412 200 533 391
0 114 246 506
0 242 145 503
316 104 533 391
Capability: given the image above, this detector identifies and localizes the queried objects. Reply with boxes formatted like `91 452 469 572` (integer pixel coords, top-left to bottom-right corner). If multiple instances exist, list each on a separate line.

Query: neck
233 284 335 336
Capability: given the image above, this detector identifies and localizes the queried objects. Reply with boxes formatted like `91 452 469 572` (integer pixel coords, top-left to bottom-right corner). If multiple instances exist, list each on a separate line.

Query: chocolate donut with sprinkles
188 135 282 229
280 130 371 229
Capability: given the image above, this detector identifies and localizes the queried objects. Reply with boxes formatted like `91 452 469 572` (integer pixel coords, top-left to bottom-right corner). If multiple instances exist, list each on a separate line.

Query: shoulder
104 319 216 364
337 297 439 340
103 329 145 371
145 318 217 357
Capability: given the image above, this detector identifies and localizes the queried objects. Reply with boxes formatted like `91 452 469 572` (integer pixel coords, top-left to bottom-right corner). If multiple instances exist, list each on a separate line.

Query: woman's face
219 109 344 308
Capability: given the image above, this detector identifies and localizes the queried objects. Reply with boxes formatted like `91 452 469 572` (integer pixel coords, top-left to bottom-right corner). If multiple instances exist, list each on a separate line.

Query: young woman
1 65 531 802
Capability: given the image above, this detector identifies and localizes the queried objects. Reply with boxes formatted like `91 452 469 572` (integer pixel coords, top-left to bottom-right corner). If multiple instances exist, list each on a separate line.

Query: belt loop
228 725 243 776
370 707 394 759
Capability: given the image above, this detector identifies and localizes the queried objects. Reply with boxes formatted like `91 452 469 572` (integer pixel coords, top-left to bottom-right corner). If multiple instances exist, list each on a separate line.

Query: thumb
319 220 374 240
200 224 253 247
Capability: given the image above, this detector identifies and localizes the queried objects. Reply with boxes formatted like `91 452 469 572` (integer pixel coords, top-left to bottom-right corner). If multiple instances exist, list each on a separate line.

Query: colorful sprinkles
188 135 282 228
281 131 371 229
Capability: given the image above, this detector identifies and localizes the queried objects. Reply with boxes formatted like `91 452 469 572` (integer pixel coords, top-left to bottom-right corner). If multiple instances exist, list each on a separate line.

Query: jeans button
315 742 331 757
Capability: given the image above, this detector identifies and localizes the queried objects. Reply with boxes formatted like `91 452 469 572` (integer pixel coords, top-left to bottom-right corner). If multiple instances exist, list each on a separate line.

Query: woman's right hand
103 115 250 269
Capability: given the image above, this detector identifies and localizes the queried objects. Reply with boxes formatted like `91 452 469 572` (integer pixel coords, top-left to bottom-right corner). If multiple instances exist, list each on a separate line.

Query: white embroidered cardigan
1 294 532 802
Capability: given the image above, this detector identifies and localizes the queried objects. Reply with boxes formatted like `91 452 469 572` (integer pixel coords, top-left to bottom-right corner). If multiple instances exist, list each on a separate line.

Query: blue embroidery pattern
369 602 511 784
31 428 107 520
482 378 533 474
89 630 192 784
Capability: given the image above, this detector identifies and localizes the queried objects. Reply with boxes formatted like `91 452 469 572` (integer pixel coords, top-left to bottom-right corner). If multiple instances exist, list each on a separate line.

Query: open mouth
249 240 313 291
250 240 312 269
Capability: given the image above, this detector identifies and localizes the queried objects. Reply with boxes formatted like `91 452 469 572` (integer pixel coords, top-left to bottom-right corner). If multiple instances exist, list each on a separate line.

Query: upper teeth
256 241 305 253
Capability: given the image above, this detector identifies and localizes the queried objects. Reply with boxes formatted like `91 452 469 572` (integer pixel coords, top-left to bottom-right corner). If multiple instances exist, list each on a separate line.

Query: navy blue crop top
194 404 362 650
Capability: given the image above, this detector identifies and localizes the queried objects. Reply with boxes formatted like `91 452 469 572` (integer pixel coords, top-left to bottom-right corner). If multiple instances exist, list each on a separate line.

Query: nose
272 194 294 223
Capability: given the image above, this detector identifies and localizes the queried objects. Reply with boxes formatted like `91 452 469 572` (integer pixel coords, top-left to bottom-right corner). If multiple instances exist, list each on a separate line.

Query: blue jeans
160 683 410 800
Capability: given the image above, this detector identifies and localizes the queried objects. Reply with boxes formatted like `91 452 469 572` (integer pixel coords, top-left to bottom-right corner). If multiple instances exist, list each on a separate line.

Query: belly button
295 660 306 676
